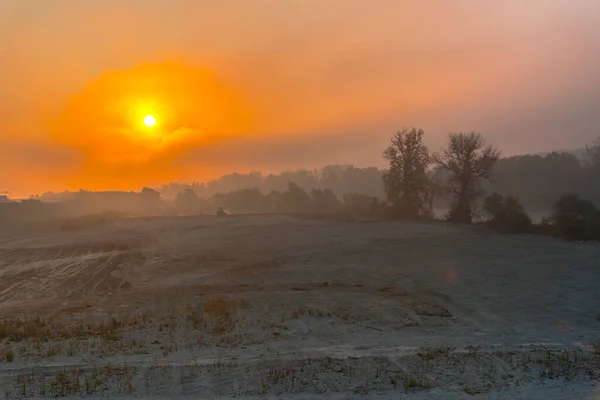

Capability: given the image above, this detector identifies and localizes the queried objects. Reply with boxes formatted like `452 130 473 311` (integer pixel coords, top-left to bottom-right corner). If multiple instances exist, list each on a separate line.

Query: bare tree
432 132 501 223
382 128 431 218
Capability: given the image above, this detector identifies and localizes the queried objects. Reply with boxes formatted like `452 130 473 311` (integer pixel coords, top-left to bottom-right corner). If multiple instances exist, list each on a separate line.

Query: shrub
5 347 14 362
342 193 391 219
482 193 532 233
552 194 600 241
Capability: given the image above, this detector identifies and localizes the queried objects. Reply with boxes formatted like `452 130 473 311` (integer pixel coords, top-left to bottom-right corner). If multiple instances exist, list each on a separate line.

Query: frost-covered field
0 215 599 399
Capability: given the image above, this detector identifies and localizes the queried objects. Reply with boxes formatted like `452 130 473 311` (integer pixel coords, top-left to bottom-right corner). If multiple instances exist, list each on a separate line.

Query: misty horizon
1 143 592 200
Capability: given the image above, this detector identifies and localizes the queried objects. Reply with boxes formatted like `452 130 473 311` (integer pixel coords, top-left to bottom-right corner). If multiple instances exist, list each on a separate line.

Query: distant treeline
0 184 391 226
158 165 386 201
2 134 599 231
0 189 167 224
486 151 600 211
161 149 600 213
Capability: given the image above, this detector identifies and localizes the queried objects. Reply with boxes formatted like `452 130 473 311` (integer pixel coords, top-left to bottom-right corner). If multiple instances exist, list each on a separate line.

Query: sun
143 115 156 127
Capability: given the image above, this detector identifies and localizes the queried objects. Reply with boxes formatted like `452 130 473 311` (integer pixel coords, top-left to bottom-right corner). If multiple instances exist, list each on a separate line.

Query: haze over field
2 0 600 197
3 4 600 398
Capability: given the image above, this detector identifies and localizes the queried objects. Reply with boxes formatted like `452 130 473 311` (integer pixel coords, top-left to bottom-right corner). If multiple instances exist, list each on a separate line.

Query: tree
433 132 501 223
311 188 342 214
487 152 583 212
552 194 600 240
482 192 531 233
211 188 266 214
382 128 431 219
281 183 313 213
139 187 163 214
263 183 313 213
174 188 204 215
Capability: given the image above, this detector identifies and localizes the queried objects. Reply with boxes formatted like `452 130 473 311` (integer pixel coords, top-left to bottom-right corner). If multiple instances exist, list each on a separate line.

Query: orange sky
1 0 600 197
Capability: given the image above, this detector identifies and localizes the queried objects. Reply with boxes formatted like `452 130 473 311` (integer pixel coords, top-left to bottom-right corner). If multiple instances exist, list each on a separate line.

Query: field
0 215 599 399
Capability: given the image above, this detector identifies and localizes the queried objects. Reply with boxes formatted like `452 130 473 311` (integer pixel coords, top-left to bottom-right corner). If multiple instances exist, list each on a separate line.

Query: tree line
6 130 600 241
485 149 600 211
168 125 600 242
155 144 599 215
158 165 386 201
33 141 599 216
381 128 600 241
169 184 388 219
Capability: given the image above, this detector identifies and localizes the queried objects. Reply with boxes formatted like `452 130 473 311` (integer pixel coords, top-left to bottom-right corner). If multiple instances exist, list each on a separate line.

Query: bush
552 194 600 241
5 347 14 362
482 193 532 233
342 193 390 219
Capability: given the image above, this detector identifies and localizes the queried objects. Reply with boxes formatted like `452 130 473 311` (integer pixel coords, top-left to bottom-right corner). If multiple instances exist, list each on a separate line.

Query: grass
1 346 599 398
21 363 136 398
0 295 263 367
464 385 487 395
203 295 247 320
403 376 432 391
418 345 455 361
1 300 599 398
203 296 232 318
0 298 253 359
0 315 126 344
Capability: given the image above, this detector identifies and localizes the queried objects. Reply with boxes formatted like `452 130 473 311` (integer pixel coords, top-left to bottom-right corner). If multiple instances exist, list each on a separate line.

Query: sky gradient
1 0 600 196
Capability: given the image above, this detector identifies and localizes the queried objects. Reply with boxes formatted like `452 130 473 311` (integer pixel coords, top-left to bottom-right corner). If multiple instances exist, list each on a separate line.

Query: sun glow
143 114 156 127
50 62 254 190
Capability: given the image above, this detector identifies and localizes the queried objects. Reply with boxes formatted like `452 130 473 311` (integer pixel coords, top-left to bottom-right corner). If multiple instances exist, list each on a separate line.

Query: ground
0 215 599 399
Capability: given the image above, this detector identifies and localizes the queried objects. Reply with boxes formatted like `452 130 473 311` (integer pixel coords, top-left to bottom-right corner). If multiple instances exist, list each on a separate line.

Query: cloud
1 0 600 196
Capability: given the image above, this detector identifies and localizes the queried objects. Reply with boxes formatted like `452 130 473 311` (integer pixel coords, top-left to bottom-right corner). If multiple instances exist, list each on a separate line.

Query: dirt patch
58 304 93 314
378 286 409 297
291 286 309 291
314 282 364 288
410 300 452 317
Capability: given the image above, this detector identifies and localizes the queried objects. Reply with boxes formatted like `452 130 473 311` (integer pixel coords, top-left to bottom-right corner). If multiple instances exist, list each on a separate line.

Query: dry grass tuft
203 296 246 319
204 297 233 318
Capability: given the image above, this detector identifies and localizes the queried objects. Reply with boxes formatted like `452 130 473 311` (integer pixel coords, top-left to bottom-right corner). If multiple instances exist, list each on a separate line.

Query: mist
5 4 600 398
2 0 600 197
